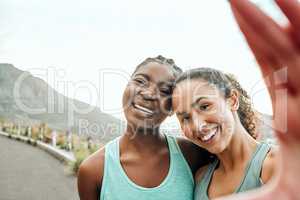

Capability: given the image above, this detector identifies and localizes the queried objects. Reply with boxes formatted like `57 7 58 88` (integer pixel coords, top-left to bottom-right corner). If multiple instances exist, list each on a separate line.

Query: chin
209 148 224 155
195 142 225 154
127 117 159 130
208 144 227 155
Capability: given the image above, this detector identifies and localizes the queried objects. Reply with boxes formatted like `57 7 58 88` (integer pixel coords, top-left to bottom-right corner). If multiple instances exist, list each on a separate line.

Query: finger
277 0 300 49
231 5 279 65
230 0 300 94
284 25 300 49
230 0 298 63
276 0 300 28
231 5 278 101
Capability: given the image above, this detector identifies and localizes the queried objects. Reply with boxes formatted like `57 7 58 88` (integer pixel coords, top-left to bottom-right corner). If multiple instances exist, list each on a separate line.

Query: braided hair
175 68 258 139
133 55 183 79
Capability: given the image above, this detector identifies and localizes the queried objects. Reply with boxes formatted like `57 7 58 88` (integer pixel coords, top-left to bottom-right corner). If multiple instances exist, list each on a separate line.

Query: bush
67 140 103 175
68 147 90 175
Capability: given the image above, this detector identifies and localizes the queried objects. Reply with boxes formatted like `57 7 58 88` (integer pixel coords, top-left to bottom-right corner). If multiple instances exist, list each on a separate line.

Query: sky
0 0 286 128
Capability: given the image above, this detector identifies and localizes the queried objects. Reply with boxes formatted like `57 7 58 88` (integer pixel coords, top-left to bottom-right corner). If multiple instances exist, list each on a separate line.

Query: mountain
0 64 275 143
0 64 124 142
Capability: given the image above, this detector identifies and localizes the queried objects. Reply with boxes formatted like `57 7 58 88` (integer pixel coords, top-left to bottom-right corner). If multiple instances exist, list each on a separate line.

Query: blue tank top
194 142 271 200
100 135 194 200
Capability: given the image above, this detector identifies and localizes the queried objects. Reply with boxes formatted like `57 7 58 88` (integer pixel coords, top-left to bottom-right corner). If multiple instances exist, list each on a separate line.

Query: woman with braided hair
77 55 211 200
172 68 277 199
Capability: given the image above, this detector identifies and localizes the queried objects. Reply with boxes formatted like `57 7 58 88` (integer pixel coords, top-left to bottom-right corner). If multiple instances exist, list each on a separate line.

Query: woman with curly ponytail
172 68 276 199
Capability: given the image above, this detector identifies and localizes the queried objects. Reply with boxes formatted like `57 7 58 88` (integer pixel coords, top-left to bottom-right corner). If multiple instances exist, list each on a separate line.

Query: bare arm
77 148 105 200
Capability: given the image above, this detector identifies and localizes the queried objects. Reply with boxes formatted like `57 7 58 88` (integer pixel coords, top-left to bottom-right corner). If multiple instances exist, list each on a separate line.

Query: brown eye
199 104 210 111
134 78 146 86
160 88 171 96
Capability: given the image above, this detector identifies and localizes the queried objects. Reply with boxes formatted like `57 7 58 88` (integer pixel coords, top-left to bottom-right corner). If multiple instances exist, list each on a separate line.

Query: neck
120 124 166 153
216 123 258 173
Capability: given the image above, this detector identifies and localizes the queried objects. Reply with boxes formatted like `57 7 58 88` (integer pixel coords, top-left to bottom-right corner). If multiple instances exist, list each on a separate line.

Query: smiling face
172 79 239 154
123 62 175 130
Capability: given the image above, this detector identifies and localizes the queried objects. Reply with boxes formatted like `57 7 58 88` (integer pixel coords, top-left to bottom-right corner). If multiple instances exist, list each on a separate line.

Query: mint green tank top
100 135 194 200
194 142 271 200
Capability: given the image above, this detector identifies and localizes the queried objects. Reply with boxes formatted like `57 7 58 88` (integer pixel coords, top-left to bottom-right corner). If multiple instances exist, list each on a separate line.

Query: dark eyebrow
191 96 208 107
176 97 208 116
134 74 174 88
133 73 150 80
158 81 174 88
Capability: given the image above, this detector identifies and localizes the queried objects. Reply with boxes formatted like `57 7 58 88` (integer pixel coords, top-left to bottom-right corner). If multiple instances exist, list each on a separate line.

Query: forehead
133 62 175 83
173 79 222 108
176 79 220 97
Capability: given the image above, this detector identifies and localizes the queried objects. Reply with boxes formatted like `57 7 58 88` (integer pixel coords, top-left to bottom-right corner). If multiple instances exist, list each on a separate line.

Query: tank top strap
100 136 195 200
194 159 219 200
100 137 121 200
250 142 271 178
195 143 271 199
164 134 181 155
104 136 120 161
164 135 195 183
237 142 271 192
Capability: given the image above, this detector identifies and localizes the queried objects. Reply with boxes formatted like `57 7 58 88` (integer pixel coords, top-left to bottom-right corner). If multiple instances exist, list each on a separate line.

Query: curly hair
175 68 258 139
225 73 257 139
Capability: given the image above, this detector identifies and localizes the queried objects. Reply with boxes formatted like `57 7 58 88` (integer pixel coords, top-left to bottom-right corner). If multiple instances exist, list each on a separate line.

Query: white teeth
134 104 154 114
201 128 217 142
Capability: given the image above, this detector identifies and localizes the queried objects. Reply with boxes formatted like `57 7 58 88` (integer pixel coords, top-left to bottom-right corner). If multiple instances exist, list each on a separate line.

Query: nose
141 85 158 101
190 111 206 132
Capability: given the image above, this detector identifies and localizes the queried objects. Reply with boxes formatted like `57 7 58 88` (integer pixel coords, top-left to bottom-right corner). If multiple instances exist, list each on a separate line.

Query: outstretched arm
217 0 300 199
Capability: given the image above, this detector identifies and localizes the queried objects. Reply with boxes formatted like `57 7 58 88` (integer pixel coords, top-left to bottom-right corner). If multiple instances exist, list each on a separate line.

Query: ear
228 89 239 111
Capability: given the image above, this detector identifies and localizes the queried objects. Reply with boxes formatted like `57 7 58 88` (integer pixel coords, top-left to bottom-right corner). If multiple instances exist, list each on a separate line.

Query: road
0 135 79 200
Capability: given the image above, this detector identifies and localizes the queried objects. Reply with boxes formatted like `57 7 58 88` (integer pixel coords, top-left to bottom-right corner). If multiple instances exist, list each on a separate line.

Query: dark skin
77 62 210 200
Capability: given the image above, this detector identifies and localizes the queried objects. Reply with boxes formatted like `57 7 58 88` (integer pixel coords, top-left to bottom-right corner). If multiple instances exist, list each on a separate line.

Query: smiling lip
132 103 155 115
197 127 218 143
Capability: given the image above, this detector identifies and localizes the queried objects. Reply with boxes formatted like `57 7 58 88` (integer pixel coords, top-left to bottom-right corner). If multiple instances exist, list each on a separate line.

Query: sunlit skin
122 62 174 130
77 61 208 200
172 78 275 199
216 0 300 199
172 80 238 155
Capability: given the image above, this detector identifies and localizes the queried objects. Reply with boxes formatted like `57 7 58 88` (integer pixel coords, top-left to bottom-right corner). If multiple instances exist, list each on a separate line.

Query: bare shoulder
195 165 209 184
176 136 212 175
261 145 278 183
78 146 105 180
77 147 105 200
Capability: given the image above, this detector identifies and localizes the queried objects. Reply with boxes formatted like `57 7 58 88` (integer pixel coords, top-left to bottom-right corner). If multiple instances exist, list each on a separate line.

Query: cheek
122 89 130 109
160 97 172 114
219 111 235 136
182 124 192 138
122 84 135 107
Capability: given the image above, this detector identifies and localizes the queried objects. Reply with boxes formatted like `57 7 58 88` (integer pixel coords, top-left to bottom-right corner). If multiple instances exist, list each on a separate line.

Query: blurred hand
217 0 300 199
